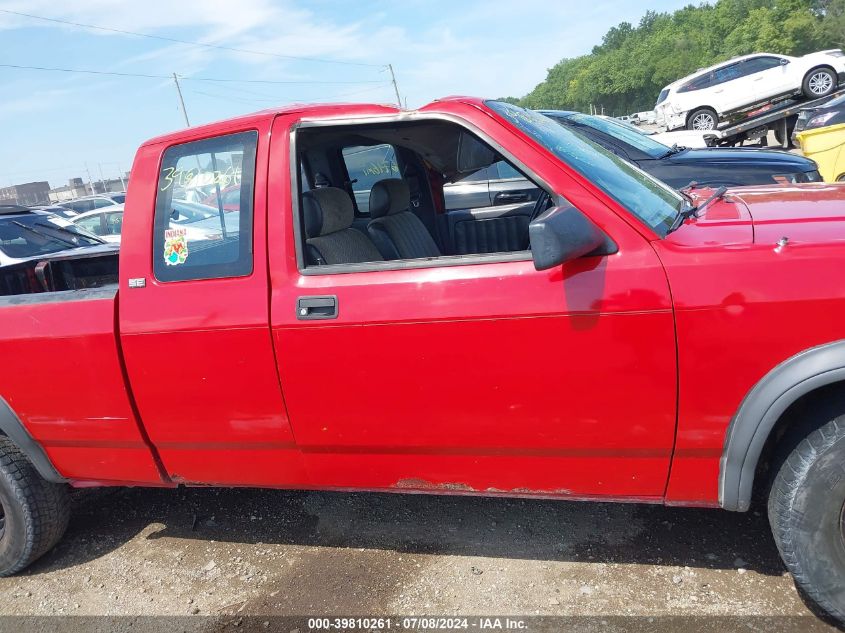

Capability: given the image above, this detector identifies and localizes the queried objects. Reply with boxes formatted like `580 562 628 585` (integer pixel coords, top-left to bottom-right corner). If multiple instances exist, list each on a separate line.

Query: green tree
514 0 833 116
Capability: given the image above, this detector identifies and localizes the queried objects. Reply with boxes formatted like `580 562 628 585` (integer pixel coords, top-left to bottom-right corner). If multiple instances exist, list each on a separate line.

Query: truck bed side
0 287 165 485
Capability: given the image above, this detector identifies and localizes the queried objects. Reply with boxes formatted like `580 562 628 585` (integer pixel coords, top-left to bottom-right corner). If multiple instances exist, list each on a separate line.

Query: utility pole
173 72 191 127
97 163 108 193
388 64 402 108
117 164 126 191
84 163 96 195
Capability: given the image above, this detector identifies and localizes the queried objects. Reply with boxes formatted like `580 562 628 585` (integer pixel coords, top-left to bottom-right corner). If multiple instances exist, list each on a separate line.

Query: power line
189 82 393 105
0 8 384 68
0 63 385 85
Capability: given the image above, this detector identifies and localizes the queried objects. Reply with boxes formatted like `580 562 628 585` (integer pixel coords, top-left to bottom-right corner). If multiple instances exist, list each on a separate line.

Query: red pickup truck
1 98 844 621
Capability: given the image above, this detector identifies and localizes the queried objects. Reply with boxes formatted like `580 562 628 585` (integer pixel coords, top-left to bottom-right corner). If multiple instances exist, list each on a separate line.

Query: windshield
487 102 681 236
0 213 103 259
565 113 669 158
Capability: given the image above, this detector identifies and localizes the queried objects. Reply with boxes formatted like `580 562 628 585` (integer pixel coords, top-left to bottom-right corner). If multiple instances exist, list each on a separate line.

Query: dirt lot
0 486 839 632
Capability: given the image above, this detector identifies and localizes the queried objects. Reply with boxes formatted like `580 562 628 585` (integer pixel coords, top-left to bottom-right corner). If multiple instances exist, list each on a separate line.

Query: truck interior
295 119 552 268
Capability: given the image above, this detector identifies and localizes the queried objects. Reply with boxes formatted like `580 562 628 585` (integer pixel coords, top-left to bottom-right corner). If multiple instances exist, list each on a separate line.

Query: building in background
0 181 51 206
95 176 129 194
48 178 90 203
48 173 129 203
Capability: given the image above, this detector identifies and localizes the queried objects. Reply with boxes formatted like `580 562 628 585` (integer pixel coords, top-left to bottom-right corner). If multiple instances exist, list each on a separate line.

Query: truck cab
1 99 845 623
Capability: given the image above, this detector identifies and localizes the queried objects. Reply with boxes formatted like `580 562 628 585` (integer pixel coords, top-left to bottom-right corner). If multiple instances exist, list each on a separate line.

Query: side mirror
779 58 789 66
529 204 608 271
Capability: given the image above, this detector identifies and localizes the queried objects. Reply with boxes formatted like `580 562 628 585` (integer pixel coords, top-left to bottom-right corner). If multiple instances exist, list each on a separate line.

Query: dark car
793 93 845 141
541 110 822 189
0 204 113 268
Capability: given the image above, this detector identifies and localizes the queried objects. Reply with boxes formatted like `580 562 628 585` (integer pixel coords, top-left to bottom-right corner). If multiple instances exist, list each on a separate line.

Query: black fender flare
0 396 65 483
719 340 845 511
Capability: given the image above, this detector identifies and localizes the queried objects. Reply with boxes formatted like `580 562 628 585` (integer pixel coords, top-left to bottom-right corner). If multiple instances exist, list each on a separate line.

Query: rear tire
803 68 837 99
768 414 845 624
0 436 69 576
686 108 718 131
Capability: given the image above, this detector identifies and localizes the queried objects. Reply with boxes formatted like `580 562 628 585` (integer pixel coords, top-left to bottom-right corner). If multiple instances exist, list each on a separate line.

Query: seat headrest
369 179 410 219
303 188 354 238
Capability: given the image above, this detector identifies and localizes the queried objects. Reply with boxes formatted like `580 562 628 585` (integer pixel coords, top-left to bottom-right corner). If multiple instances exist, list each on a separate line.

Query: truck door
267 113 678 500
119 124 305 486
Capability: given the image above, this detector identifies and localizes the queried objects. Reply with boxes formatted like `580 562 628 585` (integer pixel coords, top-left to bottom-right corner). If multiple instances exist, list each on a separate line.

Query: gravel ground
0 486 840 632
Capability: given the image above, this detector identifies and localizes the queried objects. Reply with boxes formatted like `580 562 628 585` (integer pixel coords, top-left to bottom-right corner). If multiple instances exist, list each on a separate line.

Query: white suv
655 50 845 131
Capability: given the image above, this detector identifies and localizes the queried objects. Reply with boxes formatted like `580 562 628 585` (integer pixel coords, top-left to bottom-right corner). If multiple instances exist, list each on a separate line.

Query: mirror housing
529 204 609 271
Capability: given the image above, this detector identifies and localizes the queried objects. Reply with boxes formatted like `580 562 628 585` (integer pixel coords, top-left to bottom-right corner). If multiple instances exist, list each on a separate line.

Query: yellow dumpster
796 123 845 182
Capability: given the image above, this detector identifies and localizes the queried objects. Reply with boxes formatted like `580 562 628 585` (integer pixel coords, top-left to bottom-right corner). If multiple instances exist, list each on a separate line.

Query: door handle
296 295 338 320
494 192 529 203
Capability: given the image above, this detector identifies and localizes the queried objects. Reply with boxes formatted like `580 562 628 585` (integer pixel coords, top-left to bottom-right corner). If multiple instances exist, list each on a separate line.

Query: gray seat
367 179 441 260
303 187 383 265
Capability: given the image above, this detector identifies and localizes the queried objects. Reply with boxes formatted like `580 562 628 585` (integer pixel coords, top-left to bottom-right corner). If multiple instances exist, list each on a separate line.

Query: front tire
768 415 845 623
0 436 69 575
803 68 837 99
687 107 718 131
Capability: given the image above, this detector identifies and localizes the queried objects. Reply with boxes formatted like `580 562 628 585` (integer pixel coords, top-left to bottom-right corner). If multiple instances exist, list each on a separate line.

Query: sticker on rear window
163 228 189 266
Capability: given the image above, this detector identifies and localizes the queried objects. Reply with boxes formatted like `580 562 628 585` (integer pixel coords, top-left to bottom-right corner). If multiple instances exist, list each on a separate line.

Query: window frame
290 114 558 276
152 129 258 283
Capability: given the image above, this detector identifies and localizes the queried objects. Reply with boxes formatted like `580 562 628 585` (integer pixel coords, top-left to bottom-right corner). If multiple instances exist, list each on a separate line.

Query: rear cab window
341 144 400 214
153 131 258 282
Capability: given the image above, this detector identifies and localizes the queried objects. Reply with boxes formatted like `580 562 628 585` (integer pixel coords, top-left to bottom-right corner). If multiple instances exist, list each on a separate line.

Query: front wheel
687 108 718 131
769 415 845 623
803 68 837 99
0 436 70 575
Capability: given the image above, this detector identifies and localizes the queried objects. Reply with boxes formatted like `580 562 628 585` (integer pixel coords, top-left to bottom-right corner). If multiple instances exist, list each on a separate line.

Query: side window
67 200 92 213
679 73 712 93
713 63 742 85
341 144 399 214
153 130 257 282
92 198 114 210
453 166 490 183
105 212 123 235
75 214 105 236
744 56 782 74
493 161 523 180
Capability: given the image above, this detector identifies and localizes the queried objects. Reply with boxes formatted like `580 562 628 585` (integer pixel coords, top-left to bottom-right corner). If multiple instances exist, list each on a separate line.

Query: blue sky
0 0 689 189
